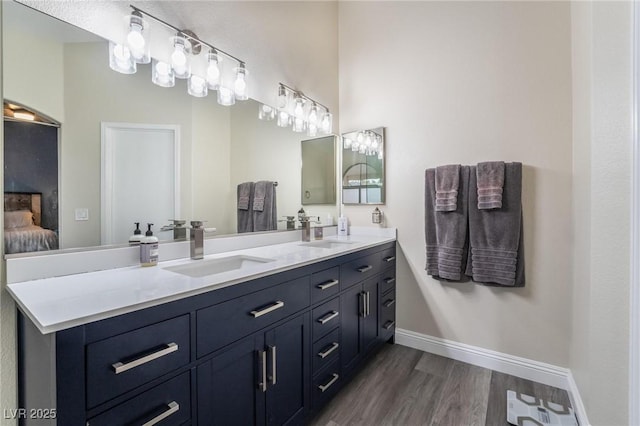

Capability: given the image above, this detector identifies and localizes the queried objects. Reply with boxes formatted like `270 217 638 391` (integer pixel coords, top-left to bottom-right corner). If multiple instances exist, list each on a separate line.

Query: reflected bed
4 192 58 254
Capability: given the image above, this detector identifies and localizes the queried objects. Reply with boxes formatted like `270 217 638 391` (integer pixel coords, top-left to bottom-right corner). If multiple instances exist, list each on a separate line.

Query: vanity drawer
312 297 340 340
86 315 190 409
379 247 397 272
87 371 191 426
197 276 310 358
313 359 342 410
340 253 379 289
380 288 396 339
380 268 396 295
311 266 340 304
312 327 340 374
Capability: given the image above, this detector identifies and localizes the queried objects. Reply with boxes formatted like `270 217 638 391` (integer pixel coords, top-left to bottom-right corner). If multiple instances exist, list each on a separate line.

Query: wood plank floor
310 344 572 426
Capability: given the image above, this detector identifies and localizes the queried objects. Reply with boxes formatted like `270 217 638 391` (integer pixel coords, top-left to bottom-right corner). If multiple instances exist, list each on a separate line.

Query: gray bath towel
476 161 505 209
425 166 470 281
252 181 277 231
466 162 525 286
435 164 460 212
237 182 254 233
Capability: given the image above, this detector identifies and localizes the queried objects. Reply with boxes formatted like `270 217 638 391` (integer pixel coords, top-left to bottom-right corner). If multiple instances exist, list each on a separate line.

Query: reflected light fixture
108 6 247 105
258 104 276 121
266 83 333 136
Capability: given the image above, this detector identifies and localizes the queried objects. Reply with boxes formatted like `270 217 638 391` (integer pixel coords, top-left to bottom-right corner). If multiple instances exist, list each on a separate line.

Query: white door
101 123 180 245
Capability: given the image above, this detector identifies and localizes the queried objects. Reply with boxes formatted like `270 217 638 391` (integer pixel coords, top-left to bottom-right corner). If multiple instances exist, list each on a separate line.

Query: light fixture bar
129 5 245 65
279 83 330 113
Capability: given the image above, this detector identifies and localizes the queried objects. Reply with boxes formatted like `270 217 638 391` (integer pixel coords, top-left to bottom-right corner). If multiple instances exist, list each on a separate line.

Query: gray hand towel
476 161 505 209
465 162 524 286
237 182 255 233
435 164 460 212
425 166 470 281
252 181 277 232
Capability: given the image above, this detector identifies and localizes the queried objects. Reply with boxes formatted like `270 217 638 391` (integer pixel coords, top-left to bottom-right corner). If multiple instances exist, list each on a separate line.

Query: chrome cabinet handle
357 265 373 273
270 345 277 385
250 300 285 318
318 311 339 325
384 256 396 262
384 277 396 284
383 299 396 308
112 343 178 375
360 292 366 318
259 350 267 392
383 320 396 330
364 291 370 317
318 373 339 392
317 279 339 290
141 401 179 426
318 342 339 359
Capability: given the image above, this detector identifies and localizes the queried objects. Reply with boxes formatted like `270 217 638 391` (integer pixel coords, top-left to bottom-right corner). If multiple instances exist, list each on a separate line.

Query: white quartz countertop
8 233 395 334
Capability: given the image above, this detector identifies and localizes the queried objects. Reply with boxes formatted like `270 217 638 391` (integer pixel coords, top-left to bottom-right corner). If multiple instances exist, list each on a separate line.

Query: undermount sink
164 255 276 278
298 240 357 249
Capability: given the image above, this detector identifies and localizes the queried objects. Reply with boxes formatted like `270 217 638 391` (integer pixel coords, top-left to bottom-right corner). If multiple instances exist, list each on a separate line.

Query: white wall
570 2 632 425
339 2 574 367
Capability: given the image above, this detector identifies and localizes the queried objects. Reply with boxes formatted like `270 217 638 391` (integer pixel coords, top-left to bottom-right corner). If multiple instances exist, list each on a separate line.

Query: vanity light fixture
109 6 248 104
345 130 383 158
260 83 333 136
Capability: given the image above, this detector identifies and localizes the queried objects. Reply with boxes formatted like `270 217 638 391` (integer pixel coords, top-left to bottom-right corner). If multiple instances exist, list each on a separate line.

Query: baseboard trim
395 328 590 425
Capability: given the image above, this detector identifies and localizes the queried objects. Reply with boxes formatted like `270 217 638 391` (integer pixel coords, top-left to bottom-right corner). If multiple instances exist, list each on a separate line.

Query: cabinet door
341 284 363 373
265 313 310 426
197 334 266 426
361 277 379 354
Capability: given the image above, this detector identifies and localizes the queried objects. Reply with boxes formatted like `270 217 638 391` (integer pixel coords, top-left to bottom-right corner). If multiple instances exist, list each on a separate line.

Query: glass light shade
233 65 249 101
307 122 318 137
365 132 373 147
293 95 305 118
358 144 366 154
259 104 276 121
343 138 352 149
351 142 359 152
152 59 175 87
126 14 150 64
372 136 380 149
378 149 384 160
277 85 288 109
292 117 307 133
109 41 136 74
356 132 364 144
277 110 291 127
308 104 319 126
170 36 191 79
188 75 208 97
206 51 221 89
217 85 236 106
320 112 333 134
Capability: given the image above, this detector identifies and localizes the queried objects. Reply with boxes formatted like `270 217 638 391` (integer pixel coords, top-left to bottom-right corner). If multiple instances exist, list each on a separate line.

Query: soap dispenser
140 223 159 267
129 222 143 245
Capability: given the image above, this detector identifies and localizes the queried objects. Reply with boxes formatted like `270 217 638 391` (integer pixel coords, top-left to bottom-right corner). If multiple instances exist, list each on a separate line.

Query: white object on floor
507 390 578 426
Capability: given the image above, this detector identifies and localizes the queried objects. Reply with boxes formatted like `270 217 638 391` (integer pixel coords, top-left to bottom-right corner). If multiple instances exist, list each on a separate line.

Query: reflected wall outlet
75 208 89 221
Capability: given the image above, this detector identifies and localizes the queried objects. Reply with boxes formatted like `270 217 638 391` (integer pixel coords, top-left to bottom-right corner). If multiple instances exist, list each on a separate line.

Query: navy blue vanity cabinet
197 313 310 426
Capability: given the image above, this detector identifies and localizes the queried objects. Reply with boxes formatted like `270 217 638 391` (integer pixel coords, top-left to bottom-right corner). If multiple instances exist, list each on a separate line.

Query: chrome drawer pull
385 277 396 284
141 401 179 426
318 373 339 392
250 300 285 318
270 345 277 385
317 279 339 290
383 320 396 330
357 265 373 273
384 256 396 262
318 342 339 359
318 311 339 324
259 350 267 392
112 342 178 375
383 299 396 308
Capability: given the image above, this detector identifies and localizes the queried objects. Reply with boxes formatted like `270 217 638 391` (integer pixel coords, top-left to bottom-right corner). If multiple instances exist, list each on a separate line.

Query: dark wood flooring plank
414 352 455 379
430 361 492 426
379 370 445 425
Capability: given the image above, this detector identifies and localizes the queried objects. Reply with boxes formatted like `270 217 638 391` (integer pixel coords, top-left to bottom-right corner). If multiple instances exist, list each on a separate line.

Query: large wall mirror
341 127 385 204
2 1 338 254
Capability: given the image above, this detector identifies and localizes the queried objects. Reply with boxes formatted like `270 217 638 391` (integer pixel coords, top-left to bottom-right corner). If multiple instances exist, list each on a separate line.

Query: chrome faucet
300 216 320 242
160 219 187 240
190 221 205 260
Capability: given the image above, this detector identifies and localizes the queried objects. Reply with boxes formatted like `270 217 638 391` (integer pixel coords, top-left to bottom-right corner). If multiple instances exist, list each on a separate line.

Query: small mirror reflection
341 127 385 205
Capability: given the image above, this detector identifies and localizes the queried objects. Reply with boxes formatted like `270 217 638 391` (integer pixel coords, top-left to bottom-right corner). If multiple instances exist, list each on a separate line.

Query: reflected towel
476 161 505 210
465 162 525 286
435 164 460 212
252 181 277 232
425 166 470 281
237 182 254 233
